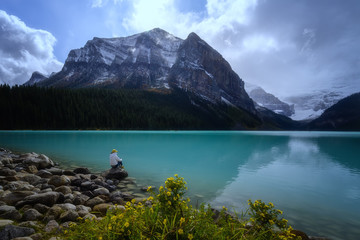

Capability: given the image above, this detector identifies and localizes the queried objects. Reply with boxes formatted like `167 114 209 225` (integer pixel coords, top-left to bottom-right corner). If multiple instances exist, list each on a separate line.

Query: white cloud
114 0 360 98
0 10 63 86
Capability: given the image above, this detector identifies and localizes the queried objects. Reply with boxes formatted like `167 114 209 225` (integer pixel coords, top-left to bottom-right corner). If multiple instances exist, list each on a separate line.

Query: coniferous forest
0 85 262 130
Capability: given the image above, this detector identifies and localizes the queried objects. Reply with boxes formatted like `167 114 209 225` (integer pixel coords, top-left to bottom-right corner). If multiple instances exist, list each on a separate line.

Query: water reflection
210 135 360 240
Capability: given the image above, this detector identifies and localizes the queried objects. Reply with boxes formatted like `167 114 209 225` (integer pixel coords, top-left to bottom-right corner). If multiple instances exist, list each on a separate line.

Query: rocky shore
0 148 151 240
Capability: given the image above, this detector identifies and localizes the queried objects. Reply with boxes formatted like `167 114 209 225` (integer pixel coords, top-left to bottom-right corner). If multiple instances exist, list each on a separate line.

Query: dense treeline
0 85 261 130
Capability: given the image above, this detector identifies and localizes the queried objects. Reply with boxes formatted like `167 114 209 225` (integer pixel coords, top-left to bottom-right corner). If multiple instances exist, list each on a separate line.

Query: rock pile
0 148 149 240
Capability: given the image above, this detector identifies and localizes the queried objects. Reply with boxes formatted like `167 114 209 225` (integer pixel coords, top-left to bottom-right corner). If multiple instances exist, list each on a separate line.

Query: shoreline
0 147 330 240
0 147 151 239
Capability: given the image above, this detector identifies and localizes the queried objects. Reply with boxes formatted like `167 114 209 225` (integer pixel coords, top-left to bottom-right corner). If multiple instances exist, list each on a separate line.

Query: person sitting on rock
109 149 123 168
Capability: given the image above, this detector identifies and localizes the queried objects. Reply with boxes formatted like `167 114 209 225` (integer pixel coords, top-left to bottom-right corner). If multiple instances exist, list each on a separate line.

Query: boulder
0 167 16 176
44 220 60 233
0 225 35 240
33 203 50 214
59 210 79 222
26 165 38 174
93 203 113 216
0 205 22 220
57 203 76 211
5 181 35 191
44 205 63 220
102 168 128 180
22 209 43 221
93 187 110 196
16 192 61 207
0 191 34 205
55 186 72 195
0 220 14 227
47 167 63 175
73 167 91 174
48 175 70 187
22 154 54 169
85 196 105 208
72 194 90 205
19 174 41 185
36 170 53 178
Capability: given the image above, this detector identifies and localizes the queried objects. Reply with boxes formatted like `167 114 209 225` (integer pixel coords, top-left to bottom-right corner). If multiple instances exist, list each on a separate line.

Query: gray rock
93 203 113 216
22 209 43 221
0 205 22 220
0 219 14 227
47 167 64 175
0 225 35 240
0 167 16 176
5 181 35 191
22 154 54 169
85 196 105 208
103 168 128 180
73 167 91 174
59 210 79 222
33 203 50 214
11 237 33 240
29 233 43 240
45 205 63 220
0 204 17 213
93 187 110 196
36 170 53 178
44 220 60 233
55 185 72 195
19 174 41 185
18 221 40 230
73 194 90 205
57 203 76 211
0 191 34 205
48 175 70 187
16 191 61 207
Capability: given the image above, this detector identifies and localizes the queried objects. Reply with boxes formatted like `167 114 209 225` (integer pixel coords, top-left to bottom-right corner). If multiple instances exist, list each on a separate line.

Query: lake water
0 131 359 240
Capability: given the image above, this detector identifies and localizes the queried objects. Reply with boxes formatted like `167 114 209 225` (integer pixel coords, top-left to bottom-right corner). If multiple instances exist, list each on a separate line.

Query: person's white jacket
109 152 122 167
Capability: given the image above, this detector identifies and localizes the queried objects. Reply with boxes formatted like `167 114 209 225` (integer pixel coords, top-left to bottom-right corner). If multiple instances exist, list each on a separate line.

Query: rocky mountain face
245 83 294 117
29 28 256 114
306 92 360 130
284 91 342 120
24 72 48 86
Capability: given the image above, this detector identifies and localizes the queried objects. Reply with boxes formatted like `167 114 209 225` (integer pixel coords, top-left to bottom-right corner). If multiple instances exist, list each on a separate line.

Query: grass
58 175 300 240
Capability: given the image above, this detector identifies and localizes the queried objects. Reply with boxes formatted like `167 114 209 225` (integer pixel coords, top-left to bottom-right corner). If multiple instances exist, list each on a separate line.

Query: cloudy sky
1 0 360 98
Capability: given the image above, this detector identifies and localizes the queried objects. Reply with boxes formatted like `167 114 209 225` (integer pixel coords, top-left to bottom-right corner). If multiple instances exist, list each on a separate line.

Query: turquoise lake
0 131 359 240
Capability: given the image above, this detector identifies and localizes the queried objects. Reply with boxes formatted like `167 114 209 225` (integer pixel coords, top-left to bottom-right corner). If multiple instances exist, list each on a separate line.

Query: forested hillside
0 85 261 130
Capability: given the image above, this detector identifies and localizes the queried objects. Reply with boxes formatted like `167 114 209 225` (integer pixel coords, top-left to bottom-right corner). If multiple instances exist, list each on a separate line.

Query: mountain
284 91 342 120
24 71 48 86
28 28 256 115
245 82 294 117
306 92 360 131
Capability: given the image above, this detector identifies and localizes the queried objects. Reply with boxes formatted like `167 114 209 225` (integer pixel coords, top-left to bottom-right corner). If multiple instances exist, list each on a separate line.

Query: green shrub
61 175 299 240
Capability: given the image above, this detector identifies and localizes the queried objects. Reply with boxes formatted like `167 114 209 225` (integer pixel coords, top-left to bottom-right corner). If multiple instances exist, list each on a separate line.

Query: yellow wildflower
131 199 136 204
98 237 103 240
269 202 274 207
168 201 172 205
124 222 130 228
167 191 171 196
147 186 152 191
174 174 178 177
188 233 194 240
178 229 184 235
159 186 164 191
163 219 167 225
180 217 185 225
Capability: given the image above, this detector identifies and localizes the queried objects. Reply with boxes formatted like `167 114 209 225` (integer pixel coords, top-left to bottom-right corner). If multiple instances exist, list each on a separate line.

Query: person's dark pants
111 162 122 168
